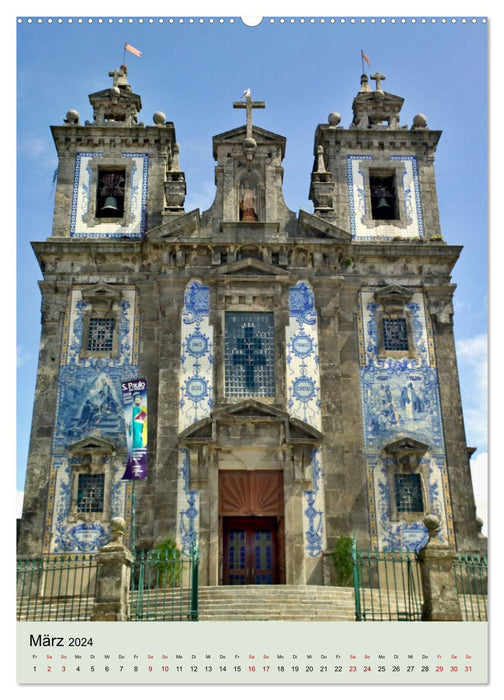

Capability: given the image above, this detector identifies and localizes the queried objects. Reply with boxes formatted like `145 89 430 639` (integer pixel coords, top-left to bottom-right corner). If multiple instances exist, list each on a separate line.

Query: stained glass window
395 473 423 513
86 318 115 352
225 312 275 397
383 318 408 351
76 473 105 513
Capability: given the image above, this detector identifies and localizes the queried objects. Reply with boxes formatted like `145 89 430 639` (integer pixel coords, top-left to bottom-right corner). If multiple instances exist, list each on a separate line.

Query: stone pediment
81 283 122 311
213 125 286 158
297 210 352 242
179 400 322 445
374 283 414 298
384 437 429 456
68 435 116 456
373 284 414 309
212 257 290 278
356 91 404 108
88 87 140 103
147 209 200 240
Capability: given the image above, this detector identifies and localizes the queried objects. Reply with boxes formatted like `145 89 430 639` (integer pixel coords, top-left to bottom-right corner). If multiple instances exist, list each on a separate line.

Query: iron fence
17 553 97 621
17 545 199 622
352 541 423 621
453 552 488 621
129 547 199 621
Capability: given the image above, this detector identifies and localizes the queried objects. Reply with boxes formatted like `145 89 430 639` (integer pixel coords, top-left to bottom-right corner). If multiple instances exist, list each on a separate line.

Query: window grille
382 318 408 351
76 473 105 513
225 312 275 397
395 473 423 513
86 318 115 352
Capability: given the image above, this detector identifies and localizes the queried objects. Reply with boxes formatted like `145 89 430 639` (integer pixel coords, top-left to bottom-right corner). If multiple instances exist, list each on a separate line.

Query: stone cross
109 66 129 89
233 93 265 139
371 72 386 92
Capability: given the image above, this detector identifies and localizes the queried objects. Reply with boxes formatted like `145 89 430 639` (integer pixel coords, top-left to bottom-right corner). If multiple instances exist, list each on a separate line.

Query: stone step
198 585 354 596
199 612 355 622
196 585 357 621
199 595 354 604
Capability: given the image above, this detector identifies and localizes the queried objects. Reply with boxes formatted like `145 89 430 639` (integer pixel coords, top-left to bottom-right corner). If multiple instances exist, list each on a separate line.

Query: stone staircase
17 587 487 622
198 585 357 622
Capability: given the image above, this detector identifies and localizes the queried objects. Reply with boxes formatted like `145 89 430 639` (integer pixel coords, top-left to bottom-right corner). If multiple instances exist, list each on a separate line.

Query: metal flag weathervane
361 49 371 73
123 43 142 63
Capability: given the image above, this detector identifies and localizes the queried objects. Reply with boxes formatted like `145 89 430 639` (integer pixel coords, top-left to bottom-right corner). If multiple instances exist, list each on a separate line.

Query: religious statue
239 180 258 221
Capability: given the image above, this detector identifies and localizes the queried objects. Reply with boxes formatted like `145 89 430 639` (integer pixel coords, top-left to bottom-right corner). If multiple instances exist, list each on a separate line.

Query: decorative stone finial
65 109 80 125
110 516 126 545
359 73 371 93
243 136 257 161
153 111 167 125
412 113 428 129
423 514 440 542
171 142 181 172
328 112 341 127
316 145 327 174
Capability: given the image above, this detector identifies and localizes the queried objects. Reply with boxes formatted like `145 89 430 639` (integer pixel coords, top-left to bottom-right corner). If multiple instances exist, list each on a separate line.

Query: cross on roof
233 92 265 138
370 72 386 92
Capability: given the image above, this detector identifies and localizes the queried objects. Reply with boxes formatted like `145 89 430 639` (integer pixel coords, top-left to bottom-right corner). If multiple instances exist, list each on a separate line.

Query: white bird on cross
242 88 251 99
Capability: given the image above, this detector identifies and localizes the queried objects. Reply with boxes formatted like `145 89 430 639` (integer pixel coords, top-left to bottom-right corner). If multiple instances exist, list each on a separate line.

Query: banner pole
131 479 137 557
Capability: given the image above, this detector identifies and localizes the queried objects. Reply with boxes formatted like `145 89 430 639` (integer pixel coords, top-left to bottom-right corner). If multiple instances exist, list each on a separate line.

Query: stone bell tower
17 65 187 556
307 70 483 554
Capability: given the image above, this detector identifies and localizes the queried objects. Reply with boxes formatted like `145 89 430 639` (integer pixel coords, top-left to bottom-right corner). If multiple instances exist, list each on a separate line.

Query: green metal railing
17 545 199 622
352 541 423 621
453 552 488 621
17 553 98 621
129 546 199 621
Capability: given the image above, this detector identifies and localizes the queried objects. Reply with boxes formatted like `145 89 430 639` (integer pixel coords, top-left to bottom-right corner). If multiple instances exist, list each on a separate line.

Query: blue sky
15 12 488 529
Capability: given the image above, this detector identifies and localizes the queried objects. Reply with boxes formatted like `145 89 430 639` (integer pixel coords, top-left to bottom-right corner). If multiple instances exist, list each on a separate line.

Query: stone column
91 517 134 621
417 515 462 621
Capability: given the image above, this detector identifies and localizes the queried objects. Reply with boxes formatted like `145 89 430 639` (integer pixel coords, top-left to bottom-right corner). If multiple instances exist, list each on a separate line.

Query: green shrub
331 535 354 587
153 537 182 587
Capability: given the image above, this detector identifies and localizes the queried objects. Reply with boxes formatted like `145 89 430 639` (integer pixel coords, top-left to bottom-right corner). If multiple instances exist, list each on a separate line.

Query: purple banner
122 378 148 480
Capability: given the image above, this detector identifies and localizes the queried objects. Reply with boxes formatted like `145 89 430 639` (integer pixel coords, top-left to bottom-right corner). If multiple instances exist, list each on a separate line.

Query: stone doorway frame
179 400 322 586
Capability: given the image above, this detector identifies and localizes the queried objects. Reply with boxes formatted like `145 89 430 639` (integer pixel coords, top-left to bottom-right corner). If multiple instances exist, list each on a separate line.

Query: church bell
375 196 392 216
100 196 121 215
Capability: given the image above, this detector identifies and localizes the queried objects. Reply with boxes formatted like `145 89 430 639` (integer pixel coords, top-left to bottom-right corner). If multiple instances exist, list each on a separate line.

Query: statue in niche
239 179 258 221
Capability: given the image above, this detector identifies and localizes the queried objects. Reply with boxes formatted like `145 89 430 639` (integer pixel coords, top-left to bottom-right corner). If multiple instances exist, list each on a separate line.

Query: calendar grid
17 621 487 684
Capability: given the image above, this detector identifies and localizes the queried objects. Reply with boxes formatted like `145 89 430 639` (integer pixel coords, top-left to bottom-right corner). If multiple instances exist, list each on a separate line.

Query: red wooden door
223 517 278 585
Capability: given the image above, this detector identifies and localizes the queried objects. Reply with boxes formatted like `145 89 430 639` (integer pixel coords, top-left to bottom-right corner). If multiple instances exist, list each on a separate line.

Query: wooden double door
219 470 284 585
223 517 280 585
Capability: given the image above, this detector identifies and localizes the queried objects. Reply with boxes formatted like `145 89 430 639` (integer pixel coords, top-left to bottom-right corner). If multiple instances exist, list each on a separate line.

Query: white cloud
456 333 488 450
17 490 24 519
17 345 31 368
470 452 488 536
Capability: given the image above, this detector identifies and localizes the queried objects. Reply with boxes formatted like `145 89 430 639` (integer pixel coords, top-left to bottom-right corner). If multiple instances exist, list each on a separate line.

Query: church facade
17 66 484 587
